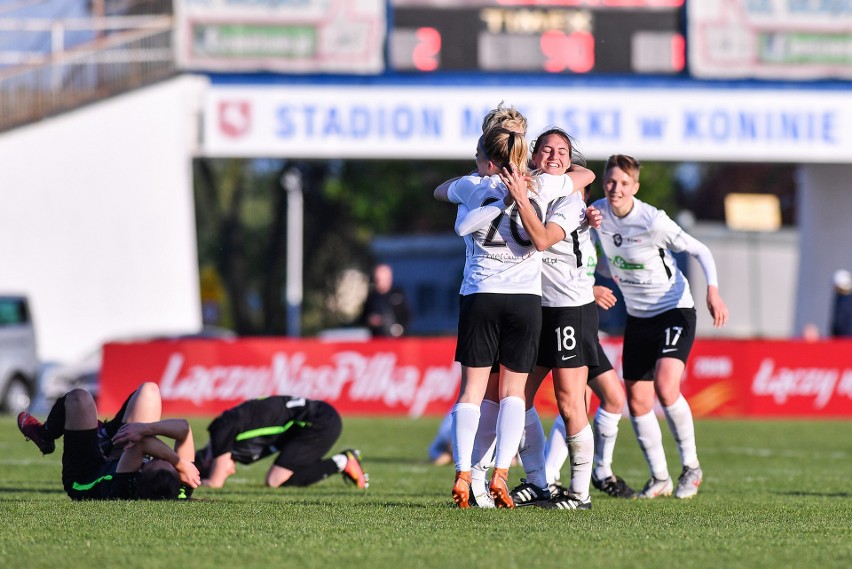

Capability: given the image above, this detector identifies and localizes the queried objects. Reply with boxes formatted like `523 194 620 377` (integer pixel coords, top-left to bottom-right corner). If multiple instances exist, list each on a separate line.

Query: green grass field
1 415 850 569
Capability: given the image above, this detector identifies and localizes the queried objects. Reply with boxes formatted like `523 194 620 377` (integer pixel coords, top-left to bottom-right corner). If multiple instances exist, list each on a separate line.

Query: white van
0 295 39 413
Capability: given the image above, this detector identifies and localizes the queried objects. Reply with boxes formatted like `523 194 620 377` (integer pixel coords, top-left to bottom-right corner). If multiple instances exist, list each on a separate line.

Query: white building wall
0 75 208 362
688 225 799 338
795 165 852 338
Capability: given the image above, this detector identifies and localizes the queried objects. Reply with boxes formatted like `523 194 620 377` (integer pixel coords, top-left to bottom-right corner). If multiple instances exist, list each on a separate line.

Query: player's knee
136 382 161 400
65 388 95 410
603 389 626 410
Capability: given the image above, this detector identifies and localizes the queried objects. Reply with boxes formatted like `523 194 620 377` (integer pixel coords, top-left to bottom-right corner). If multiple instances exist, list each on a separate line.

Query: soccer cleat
674 465 703 499
489 467 515 509
548 482 570 499
452 471 472 509
539 492 592 510
592 474 637 499
638 475 673 499
469 477 495 509
17 412 55 455
341 449 369 489
177 484 194 500
509 478 550 507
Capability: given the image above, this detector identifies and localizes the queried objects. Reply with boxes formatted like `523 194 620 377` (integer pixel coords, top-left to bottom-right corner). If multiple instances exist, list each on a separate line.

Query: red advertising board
99 337 852 418
684 340 852 418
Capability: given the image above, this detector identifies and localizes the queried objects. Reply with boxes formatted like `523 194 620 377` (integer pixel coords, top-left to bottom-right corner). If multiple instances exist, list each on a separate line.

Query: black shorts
273 401 343 470
455 293 542 373
99 390 134 458
62 429 112 500
537 302 599 369
587 338 613 381
622 308 697 381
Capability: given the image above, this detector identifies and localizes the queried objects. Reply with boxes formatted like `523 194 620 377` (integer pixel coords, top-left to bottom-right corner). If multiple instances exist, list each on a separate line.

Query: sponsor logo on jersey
611 256 643 270
585 255 596 276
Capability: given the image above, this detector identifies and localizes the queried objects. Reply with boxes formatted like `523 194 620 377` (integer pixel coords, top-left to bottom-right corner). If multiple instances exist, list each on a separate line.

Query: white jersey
539 181 596 308
448 174 564 296
593 197 718 318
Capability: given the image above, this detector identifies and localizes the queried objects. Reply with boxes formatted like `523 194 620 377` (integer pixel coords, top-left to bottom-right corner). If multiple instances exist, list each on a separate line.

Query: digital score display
389 1 684 75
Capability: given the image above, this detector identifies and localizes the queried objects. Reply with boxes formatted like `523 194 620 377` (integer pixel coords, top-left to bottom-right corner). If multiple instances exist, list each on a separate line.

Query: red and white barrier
100 337 852 418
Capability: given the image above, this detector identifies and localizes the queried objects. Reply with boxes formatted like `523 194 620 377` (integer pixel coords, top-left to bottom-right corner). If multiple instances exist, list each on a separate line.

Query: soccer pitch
1 415 849 569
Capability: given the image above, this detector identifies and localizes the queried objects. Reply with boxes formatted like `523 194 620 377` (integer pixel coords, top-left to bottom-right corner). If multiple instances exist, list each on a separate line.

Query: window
0 299 29 326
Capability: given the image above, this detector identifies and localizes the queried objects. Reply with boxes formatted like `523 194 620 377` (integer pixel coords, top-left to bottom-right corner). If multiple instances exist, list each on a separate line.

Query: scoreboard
389 0 684 75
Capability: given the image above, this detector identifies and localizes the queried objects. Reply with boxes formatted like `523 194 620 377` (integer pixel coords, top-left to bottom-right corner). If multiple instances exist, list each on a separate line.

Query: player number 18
556 325 576 351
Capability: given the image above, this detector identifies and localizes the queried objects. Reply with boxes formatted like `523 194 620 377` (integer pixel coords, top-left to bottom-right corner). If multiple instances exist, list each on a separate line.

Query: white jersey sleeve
453 175 544 296
454 200 509 236
652 213 719 287
534 172 574 202
541 192 596 307
593 197 697 317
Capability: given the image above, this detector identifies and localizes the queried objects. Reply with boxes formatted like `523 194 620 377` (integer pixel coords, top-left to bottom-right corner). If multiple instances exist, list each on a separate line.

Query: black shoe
538 492 592 510
509 478 549 507
177 484 194 500
592 474 637 499
548 482 570 499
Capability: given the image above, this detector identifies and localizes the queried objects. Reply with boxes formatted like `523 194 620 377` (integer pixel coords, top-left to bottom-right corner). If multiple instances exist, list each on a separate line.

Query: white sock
518 407 547 489
567 423 594 500
470 477 490 501
631 410 669 480
493 396 525 469
332 454 347 470
451 402 480 472
544 415 568 485
593 408 622 480
663 395 700 469
471 399 499 483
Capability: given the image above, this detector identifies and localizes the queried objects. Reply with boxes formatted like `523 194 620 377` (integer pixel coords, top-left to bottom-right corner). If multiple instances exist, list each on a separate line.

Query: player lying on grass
18 382 200 500
194 395 368 489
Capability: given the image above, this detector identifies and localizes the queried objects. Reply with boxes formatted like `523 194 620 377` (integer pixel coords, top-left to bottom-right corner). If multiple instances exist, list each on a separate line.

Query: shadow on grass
0 487 67 496
778 491 852 498
356 455 436 465
185 496 436 509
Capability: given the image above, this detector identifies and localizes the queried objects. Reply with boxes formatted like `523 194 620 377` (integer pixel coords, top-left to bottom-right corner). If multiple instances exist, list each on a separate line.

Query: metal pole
749 231 762 337
282 167 303 337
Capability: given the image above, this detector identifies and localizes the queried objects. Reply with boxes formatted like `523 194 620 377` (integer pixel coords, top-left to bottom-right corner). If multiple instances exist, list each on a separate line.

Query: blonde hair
479 127 529 175
481 102 527 136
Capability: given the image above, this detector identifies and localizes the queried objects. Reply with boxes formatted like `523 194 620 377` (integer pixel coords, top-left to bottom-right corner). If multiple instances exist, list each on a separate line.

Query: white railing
0 15 176 131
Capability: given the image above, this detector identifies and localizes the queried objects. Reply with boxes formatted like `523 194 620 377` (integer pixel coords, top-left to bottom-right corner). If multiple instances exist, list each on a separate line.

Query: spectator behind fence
831 269 852 338
358 263 411 337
